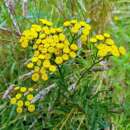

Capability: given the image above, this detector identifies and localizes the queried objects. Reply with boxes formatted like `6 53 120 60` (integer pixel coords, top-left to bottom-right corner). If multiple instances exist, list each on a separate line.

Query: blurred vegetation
0 0 130 130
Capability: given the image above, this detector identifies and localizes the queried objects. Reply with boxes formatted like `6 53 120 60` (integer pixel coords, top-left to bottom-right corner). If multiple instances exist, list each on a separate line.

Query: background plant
0 0 130 130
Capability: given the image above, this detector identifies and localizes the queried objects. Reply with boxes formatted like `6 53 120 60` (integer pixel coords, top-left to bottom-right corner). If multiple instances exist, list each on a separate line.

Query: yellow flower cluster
20 19 79 82
63 20 91 44
90 33 126 57
10 86 35 113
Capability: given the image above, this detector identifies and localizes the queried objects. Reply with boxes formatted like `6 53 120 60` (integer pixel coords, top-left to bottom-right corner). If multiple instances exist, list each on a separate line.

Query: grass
0 0 130 130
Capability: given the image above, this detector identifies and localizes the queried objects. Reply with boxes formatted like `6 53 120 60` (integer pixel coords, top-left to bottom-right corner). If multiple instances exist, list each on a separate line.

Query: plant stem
76 55 110 87
57 65 67 89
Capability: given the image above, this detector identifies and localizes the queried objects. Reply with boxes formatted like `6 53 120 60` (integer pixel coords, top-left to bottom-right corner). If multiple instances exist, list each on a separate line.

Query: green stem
57 65 67 89
76 55 110 87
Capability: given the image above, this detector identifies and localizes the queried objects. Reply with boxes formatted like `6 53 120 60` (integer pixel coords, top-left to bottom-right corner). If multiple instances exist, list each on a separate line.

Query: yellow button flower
34 66 40 72
70 44 78 51
103 33 110 38
17 100 24 107
14 86 20 91
80 35 87 43
28 104 35 112
31 57 38 62
70 20 77 24
55 57 63 64
63 21 71 27
62 54 69 61
43 60 51 68
57 43 64 49
38 54 45 60
119 46 126 56
27 63 34 69
20 87 27 93
56 28 63 33
27 94 34 101
96 35 104 40
69 51 76 58
32 73 40 82
21 41 28 48
16 93 22 99
33 44 38 49
37 60 42 66
34 50 40 56
39 34 46 39
105 39 115 45
79 21 87 27
82 29 89 35
97 50 108 57
63 47 70 54
16 107 23 113
40 67 46 74
41 48 47 54
10 98 17 105
111 45 120 57
71 28 79 34
90 37 97 43
25 101 30 106
41 73 48 81
28 87 34 92
36 39 42 44
59 33 65 41
44 53 51 59
48 47 55 53
49 65 57 72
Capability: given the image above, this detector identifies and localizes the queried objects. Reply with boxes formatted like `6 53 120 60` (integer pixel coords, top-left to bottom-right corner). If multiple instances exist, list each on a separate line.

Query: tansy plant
90 34 126 57
9 86 36 113
2 18 127 130
6 18 126 116
20 19 126 82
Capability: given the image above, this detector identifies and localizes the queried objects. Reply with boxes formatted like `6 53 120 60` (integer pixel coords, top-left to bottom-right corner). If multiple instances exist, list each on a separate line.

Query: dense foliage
0 0 130 130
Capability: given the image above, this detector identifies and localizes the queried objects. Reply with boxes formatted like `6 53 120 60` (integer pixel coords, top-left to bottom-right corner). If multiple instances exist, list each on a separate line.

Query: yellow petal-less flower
90 37 97 43
27 63 34 69
96 35 104 41
10 98 17 105
103 33 110 38
16 93 22 100
119 46 126 56
20 87 27 93
63 21 71 27
17 100 24 107
27 94 34 101
49 65 57 72
55 57 63 64
70 44 78 51
14 86 20 91
43 60 51 68
28 104 35 112
28 87 34 92
31 57 38 62
41 73 48 81
32 73 40 82
62 54 69 61
16 107 23 113
25 101 30 106
69 51 76 58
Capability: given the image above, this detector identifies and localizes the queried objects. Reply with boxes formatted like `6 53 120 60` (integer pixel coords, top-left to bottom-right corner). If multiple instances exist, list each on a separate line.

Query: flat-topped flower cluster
10 86 35 113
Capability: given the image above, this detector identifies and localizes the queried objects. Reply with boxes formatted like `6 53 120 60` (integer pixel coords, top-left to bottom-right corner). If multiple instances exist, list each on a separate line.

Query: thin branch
2 84 15 99
31 84 56 103
0 27 20 36
4 0 21 35
18 71 34 80
22 0 28 17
